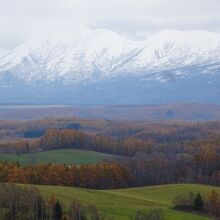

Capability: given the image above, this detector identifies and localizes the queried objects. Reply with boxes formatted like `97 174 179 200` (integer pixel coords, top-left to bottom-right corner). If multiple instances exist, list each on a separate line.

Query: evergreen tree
53 201 63 220
194 193 204 211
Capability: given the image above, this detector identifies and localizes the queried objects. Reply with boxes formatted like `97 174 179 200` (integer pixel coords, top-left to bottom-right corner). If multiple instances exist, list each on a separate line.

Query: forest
1 118 220 220
0 118 220 188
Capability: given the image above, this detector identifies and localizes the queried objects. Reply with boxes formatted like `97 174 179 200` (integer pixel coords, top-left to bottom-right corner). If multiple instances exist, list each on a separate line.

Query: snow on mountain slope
0 27 142 84
119 30 220 74
0 28 220 85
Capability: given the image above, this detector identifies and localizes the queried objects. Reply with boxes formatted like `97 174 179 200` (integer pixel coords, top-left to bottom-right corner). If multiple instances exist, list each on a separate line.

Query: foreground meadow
33 184 218 220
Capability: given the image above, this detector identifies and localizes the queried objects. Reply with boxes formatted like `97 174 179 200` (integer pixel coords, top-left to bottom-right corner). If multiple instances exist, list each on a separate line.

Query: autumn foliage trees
1 128 220 188
1 120 220 189
1 120 220 158
38 128 152 156
0 162 131 189
1 150 220 189
0 128 152 156
0 140 37 154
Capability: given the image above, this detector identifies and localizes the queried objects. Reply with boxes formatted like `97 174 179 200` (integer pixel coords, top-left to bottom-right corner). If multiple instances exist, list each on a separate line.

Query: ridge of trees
1 118 220 141
0 128 156 156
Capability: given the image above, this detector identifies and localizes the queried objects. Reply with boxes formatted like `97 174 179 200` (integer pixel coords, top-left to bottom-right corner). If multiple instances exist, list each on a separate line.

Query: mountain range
0 27 220 104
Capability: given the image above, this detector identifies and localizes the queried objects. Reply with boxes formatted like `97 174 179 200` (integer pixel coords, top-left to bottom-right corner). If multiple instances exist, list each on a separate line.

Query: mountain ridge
0 28 220 104
1 28 220 83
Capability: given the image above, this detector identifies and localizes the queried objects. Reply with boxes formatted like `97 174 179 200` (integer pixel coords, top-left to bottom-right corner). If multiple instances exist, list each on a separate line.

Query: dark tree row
173 190 220 218
0 183 107 220
120 145 220 187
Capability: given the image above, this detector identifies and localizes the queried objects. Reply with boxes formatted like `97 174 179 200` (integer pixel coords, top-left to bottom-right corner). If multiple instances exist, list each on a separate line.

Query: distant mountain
0 28 220 104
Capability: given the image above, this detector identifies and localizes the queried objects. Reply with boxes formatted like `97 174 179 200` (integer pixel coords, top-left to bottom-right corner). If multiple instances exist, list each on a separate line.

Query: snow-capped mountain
123 30 220 74
0 27 141 84
0 28 220 104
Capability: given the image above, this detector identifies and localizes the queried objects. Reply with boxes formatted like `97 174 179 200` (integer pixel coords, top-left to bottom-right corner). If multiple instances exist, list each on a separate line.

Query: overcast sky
0 0 220 49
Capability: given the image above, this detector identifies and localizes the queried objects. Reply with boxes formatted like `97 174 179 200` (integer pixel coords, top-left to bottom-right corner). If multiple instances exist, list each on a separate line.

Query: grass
32 184 219 220
0 149 115 165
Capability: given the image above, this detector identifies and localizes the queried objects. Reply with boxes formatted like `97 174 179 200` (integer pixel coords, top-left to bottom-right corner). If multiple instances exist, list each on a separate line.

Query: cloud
0 0 220 48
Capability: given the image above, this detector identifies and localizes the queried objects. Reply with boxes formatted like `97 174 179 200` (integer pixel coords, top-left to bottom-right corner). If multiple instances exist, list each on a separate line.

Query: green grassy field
0 149 115 165
33 184 219 220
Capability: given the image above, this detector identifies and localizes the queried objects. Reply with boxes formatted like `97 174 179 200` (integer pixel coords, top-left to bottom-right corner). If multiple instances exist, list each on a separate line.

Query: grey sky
0 0 220 49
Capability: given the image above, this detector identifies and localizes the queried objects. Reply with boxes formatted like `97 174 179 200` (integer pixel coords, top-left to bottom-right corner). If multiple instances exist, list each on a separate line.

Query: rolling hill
0 149 115 165
34 184 217 220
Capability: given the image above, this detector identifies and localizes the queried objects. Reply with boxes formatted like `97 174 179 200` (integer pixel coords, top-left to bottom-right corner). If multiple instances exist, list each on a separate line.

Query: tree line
0 162 131 189
0 128 153 156
1 126 220 189
0 183 108 220
2 127 220 158
173 190 220 218
1 146 220 189
1 119 220 156
120 145 220 187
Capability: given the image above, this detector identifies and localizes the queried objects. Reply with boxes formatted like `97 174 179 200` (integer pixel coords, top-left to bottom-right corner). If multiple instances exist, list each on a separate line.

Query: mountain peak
0 28 220 85
0 28 220 104
148 29 220 49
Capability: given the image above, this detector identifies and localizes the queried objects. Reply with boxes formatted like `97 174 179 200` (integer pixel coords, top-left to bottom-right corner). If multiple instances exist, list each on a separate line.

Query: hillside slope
35 184 216 220
0 149 115 165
